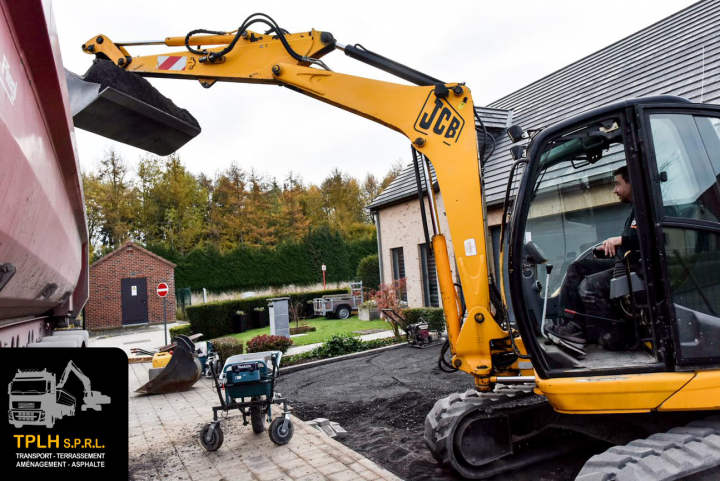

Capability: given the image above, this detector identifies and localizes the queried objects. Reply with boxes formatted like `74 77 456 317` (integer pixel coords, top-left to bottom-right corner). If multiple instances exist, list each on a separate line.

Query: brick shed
85 241 176 330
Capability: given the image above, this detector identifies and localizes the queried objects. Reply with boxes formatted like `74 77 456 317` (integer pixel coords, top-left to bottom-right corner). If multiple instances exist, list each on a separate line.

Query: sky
53 0 699 185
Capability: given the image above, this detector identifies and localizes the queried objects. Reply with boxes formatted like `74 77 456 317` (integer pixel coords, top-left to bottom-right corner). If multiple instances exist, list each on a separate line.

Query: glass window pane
663 227 720 360
649 114 720 222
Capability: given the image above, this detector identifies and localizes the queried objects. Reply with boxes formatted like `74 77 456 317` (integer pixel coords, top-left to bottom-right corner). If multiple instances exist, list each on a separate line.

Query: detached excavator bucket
65 60 201 156
135 335 202 395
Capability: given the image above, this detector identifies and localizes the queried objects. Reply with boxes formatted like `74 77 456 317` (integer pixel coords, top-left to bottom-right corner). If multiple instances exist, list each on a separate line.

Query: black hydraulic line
438 338 459 373
412 146 432 253
342 44 443 87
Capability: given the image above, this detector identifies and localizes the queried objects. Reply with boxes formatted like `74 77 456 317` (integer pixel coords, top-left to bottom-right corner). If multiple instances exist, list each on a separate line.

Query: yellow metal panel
537 372 693 413
659 371 720 411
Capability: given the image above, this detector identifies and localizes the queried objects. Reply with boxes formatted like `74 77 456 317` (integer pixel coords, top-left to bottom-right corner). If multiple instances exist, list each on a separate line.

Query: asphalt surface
276 343 605 481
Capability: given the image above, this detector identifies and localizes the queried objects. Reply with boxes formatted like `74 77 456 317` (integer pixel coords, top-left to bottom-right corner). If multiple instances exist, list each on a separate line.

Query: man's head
613 166 632 204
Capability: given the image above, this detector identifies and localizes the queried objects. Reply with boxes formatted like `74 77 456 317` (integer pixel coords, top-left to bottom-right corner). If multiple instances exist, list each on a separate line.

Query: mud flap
135 335 202 395
65 68 200 156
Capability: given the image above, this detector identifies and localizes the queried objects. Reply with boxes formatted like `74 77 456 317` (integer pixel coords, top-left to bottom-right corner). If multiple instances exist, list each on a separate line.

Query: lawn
227 316 393 347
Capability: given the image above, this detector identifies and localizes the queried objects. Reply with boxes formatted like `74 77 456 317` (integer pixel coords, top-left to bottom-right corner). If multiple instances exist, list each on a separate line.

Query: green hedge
356 254 380 291
187 288 348 339
403 308 445 333
147 226 376 292
169 324 193 338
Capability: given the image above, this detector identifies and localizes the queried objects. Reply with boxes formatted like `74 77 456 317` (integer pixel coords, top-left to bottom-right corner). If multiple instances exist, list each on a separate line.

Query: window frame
638 103 720 369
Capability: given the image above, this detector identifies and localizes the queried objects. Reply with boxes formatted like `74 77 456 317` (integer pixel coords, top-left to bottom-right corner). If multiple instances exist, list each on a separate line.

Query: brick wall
85 243 176 331
377 192 457 308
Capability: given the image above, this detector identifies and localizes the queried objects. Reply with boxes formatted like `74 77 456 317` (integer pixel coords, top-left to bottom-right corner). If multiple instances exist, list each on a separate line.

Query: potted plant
232 310 249 333
358 300 380 321
253 306 269 328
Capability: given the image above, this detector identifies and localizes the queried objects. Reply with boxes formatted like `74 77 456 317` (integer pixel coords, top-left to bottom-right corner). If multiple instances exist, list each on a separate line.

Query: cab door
638 103 720 367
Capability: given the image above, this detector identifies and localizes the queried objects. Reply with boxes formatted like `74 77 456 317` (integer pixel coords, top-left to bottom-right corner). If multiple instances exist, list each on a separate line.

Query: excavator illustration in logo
8 361 110 428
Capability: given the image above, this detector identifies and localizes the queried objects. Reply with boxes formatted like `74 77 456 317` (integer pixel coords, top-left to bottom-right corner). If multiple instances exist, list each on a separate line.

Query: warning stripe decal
156 56 187 71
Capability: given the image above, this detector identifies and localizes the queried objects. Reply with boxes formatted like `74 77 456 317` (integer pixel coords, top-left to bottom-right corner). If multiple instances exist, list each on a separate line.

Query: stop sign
157 282 169 298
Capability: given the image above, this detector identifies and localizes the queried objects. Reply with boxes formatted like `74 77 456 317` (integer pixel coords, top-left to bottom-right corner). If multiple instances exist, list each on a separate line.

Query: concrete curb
280 341 438 374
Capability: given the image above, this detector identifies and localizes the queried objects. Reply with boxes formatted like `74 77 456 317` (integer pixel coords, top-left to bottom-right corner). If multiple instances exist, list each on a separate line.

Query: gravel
277 344 606 481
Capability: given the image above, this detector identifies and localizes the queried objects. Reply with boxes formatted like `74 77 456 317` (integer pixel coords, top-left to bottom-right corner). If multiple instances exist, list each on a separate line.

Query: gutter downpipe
373 211 384 285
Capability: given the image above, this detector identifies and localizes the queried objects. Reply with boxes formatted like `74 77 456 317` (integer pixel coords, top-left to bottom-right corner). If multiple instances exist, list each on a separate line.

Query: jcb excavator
74 13 720 480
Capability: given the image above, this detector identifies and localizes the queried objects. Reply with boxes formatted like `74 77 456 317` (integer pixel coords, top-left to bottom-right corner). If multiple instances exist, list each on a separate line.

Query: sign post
157 282 169 345
321 263 326 290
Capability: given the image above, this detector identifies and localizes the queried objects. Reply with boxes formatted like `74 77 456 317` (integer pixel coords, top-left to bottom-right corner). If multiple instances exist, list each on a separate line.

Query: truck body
8 368 76 428
0 0 89 347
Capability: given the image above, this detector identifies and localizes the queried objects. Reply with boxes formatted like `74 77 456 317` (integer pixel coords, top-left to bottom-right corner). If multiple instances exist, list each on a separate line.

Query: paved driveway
128 362 401 481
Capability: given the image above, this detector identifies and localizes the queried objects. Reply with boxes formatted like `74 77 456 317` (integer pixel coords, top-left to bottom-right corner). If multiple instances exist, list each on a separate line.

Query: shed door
121 277 148 325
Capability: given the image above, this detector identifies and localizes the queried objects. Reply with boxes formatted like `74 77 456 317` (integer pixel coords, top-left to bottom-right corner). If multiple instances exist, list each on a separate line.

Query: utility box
268 297 290 338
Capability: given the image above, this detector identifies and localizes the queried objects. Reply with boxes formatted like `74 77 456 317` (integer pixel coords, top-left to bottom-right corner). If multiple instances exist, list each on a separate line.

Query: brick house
369 1 720 308
85 241 176 330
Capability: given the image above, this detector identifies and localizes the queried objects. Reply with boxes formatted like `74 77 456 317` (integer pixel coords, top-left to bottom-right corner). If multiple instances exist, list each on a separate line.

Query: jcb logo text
414 94 465 144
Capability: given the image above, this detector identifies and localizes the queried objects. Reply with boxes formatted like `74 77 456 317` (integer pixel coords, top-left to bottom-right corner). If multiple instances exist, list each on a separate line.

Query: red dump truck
0 1 89 347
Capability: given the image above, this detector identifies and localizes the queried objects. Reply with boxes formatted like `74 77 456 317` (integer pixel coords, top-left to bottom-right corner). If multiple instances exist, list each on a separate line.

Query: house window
420 244 439 307
391 247 407 301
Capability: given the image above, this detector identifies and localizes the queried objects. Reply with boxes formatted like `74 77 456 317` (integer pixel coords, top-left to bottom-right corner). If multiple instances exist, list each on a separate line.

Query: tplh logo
2 348 127 480
414 92 465 145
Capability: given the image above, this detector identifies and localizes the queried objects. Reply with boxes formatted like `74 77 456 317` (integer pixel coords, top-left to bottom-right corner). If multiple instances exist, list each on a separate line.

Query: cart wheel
269 417 294 445
336 306 351 320
200 423 224 451
250 396 265 434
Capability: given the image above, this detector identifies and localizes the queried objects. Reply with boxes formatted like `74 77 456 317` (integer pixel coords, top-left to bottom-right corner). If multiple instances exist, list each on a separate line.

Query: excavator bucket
135 335 202 395
65 60 201 156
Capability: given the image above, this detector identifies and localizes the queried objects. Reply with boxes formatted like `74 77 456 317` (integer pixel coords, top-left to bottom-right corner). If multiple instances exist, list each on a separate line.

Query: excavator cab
507 96 720 378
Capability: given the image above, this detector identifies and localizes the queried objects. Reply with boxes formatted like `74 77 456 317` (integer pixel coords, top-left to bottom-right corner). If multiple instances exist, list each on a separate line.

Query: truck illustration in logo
8 361 110 428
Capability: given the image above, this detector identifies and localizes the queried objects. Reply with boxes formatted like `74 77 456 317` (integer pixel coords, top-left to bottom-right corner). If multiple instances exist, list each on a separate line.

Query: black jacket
619 207 639 258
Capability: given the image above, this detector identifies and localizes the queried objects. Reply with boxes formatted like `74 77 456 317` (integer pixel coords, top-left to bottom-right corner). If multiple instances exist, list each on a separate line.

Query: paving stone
326 470 364 481
316 462 349 476
305 455 336 468
355 470 380 481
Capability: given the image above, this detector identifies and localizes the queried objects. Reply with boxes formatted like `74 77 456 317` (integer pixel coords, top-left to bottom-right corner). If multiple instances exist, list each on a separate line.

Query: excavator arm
80 18 524 391
57 360 91 391
56 360 110 411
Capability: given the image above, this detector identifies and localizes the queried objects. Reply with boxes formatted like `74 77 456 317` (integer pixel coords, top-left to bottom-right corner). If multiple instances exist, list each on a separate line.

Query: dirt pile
278 344 604 481
83 59 200 130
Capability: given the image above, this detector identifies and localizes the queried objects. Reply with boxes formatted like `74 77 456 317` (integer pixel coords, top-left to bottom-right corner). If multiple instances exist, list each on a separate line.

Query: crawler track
577 416 720 480
424 385 587 479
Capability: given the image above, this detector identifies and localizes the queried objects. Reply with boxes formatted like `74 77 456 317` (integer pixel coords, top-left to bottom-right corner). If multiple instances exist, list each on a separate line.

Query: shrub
213 337 244 363
186 288 348 338
356 254 380 291
311 334 363 358
371 279 407 337
289 326 316 335
175 308 187 321
403 307 445 333
247 334 294 354
169 324 193 338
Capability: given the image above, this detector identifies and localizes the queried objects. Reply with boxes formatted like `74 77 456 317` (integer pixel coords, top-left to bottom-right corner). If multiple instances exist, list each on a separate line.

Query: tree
95 148 136 250
320 168 366 237
380 159 404 192
210 162 248 250
356 254 380 291
81 172 104 259
244 169 277 247
278 171 309 242
155 155 206 254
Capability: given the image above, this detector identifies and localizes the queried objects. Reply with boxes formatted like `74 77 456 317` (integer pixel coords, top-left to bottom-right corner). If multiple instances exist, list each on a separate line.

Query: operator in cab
547 166 639 351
